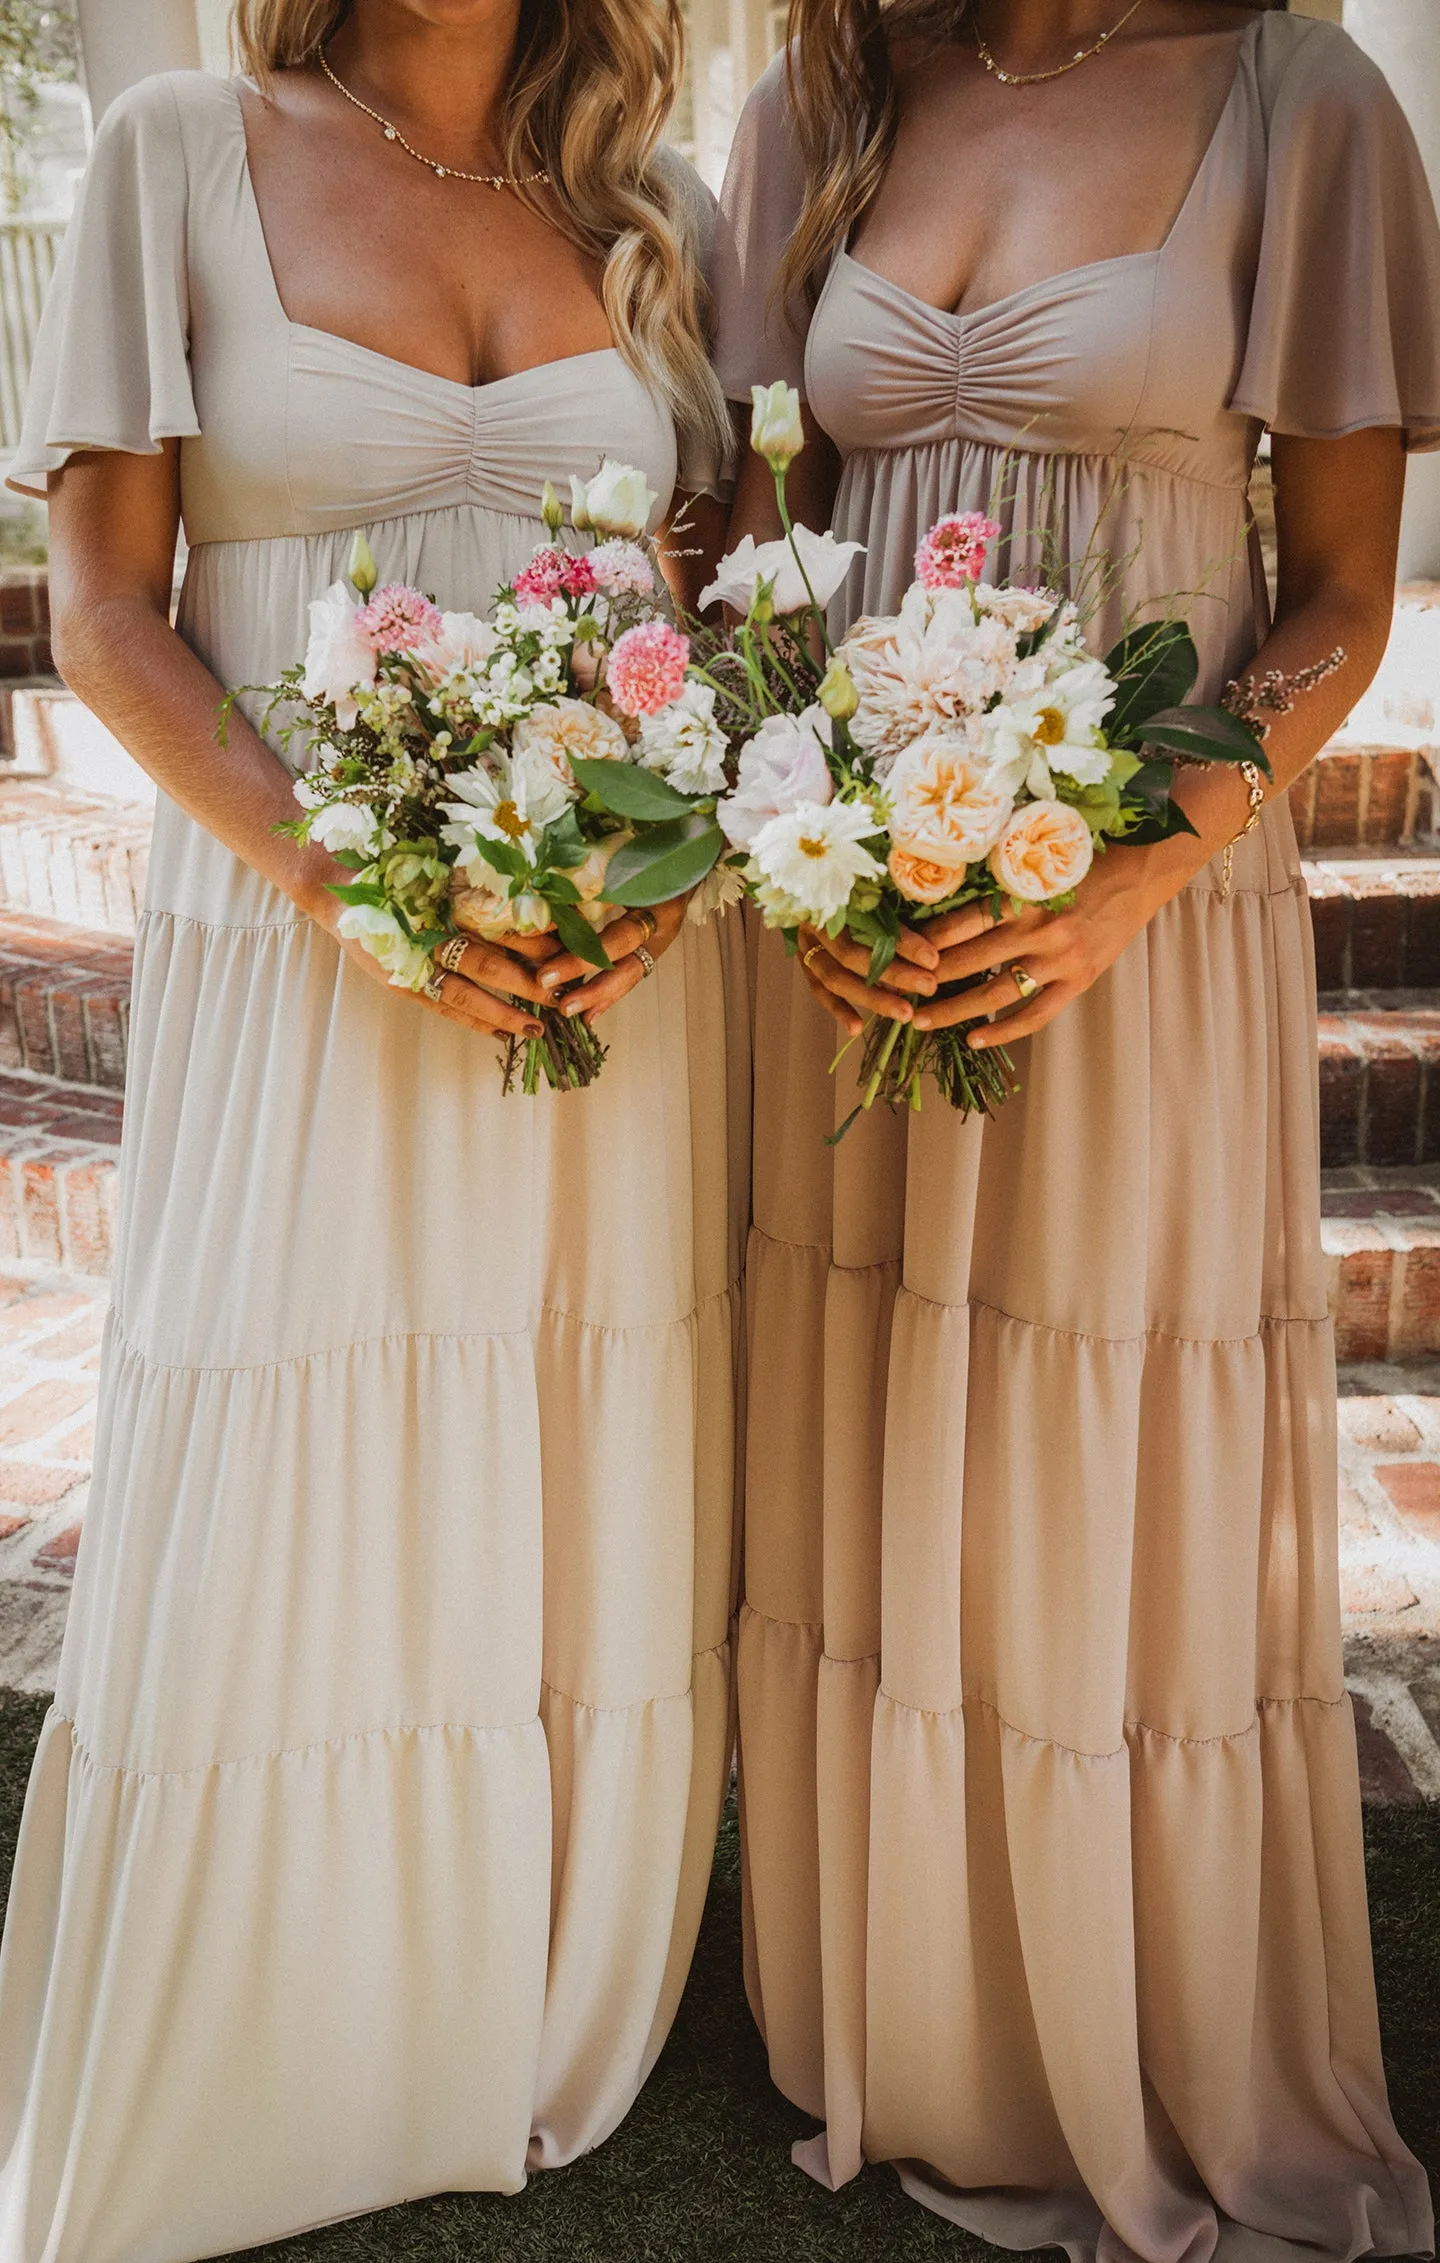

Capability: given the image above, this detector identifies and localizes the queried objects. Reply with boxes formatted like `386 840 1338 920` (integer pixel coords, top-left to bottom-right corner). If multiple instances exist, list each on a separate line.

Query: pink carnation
606 621 690 717
514 546 598 606
588 539 656 599
358 583 444 651
915 513 1002 591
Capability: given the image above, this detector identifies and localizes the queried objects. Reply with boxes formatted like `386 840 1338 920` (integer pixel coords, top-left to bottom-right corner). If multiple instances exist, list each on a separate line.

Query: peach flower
888 846 964 905
886 730 1013 870
989 799 1094 902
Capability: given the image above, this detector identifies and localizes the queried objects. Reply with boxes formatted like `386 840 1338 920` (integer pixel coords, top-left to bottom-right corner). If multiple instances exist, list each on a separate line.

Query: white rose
718 705 835 850
571 460 660 539
637 680 729 794
750 381 805 471
336 901 435 991
513 697 627 801
306 801 388 858
989 799 1095 903
412 610 500 685
452 880 554 940
301 582 377 730
699 526 865 619
886 730 1014 868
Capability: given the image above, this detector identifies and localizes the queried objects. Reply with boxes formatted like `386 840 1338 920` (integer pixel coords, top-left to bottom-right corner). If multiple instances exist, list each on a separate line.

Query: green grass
0 1688 1434 2262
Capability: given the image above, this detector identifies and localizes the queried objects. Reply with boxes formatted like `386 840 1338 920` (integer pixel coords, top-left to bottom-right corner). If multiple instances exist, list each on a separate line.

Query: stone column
1343 0 1440 579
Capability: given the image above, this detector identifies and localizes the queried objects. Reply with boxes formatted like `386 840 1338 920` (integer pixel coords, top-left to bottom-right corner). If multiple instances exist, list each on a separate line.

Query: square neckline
840 12 1261 330
223 76 628 400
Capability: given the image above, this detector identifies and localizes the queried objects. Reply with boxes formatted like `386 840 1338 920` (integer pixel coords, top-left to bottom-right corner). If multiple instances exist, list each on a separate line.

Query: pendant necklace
975 0 1146 87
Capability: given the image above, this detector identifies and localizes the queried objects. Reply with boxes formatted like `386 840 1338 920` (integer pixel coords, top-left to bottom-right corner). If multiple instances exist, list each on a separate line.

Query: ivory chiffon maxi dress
0 71 748 2263
714 15 1440 2259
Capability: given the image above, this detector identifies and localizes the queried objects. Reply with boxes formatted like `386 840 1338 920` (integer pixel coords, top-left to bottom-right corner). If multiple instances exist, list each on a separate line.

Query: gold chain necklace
975 0 1146 86
318 52 549 192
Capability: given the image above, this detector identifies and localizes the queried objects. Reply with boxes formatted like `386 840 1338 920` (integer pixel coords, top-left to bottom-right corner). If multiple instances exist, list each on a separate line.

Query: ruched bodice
712 15 1440 2262
0 68 746 2263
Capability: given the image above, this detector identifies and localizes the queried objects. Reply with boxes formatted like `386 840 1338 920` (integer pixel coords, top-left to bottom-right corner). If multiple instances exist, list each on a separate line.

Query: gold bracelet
1220 760 1266 900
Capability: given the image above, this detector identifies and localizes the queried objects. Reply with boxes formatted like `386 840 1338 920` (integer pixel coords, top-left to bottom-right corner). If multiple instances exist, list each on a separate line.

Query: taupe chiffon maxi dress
0 71 747 2263
713 15 1440 2259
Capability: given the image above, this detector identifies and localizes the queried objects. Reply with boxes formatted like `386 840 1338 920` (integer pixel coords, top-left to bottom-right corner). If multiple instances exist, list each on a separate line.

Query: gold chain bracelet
1220 761 1266 900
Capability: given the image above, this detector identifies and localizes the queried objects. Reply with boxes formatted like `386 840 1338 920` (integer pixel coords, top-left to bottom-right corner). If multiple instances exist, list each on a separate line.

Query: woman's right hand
321 904 558 1040
796 921 939 1039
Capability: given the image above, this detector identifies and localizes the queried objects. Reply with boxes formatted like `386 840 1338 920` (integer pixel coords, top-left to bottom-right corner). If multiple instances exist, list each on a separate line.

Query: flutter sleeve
654 143 731 498
1230 21 1440 451
710 53 812 401
7 74 199 499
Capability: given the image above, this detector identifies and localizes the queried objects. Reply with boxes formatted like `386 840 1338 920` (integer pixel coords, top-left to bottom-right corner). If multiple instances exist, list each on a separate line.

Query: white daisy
749 797 883 926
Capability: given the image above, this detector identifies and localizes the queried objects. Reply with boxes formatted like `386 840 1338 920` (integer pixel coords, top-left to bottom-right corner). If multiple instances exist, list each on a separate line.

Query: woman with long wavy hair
713 1 1439 2253
0 3 744 2254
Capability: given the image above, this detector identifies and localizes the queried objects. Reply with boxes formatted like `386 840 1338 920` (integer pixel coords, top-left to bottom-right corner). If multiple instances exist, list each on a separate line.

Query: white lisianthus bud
569 475 593 534
817 656 859 722
750 381 805 472
572 460 659 540
347 532 378 596
540 481 564 535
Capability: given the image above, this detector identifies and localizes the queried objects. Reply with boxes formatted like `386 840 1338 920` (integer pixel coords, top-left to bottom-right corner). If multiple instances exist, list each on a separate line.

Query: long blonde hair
776 0 1280 316
231 0 731 482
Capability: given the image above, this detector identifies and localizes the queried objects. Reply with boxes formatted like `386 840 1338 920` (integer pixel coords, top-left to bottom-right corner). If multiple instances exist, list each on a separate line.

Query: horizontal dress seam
835 438 1250 498
107 1286 743 1377
55 1645 731 1784
136 907 306 936
181 502 554 554
745 1240 1332 1339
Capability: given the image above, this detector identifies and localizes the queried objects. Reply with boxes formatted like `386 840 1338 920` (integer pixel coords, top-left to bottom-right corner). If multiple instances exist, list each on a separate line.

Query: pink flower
914 513 1002 591
358 583 444 651
514 547 597 606
588 540 656 599
606 621 690 717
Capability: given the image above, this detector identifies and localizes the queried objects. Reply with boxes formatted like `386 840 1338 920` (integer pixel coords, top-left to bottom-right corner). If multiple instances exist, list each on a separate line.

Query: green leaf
570 757 698 821
551 900 613 970
1142 705 1273 777
538 806 589 870
604 816 725 906
462 834 531 882
327 881 387 908
1105 622 1198 745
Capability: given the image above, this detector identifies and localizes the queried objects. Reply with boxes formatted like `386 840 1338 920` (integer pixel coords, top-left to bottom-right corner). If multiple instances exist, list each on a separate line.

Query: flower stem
773 469 836 658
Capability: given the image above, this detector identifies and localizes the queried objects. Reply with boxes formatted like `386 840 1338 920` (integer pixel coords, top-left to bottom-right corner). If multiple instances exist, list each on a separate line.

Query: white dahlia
841 584 1021 765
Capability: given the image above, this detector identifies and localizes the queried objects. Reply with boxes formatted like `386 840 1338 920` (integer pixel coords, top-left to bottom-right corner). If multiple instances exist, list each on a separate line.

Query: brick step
0 1072 121 1280
1318 992 1440 1169
0 781 150 937
1292 744 1439 852
1306 851 1440 991
1324 1171 1440 1361
0 913 131 1092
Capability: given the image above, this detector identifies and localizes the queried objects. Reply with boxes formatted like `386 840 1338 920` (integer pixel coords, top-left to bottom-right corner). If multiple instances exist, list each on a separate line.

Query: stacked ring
635 910 658 946
423 970 447 1004
635 945 656 979
435 934 470 975
802 943 825 973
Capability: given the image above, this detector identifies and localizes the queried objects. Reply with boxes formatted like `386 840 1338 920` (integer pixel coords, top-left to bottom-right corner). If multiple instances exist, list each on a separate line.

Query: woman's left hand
536 896 689 1024
911 844 1177 1049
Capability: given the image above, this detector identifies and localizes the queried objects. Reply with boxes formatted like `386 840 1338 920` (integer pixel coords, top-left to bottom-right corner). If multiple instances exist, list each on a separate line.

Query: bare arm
803 428 1406 1038
45 445 552 1038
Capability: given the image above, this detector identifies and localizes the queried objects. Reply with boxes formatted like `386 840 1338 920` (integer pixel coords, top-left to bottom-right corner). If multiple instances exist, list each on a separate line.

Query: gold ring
802 943 825 973
423 970 448 1004
1009 963 1041 1002
436 934 469 975
635 909 658 946
635 945 656 979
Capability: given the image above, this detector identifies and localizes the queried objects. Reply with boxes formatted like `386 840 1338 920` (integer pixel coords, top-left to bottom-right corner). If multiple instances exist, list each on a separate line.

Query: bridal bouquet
243 465 738 1093
699 382 1286 1134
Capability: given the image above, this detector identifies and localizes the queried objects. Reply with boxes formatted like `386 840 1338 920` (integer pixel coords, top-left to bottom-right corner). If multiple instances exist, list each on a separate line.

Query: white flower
637 680 729 794
571 460 659 539
718 705 834 850
306 801 389 858
841 584 1020 765
885 730 1014 868
452 878 554 940
687 859 748 924
301 582 377 730
412 610 501 684
699 526 865 618
973 583 1060 635
440 749 572 873
512 697 627 799
336 901 434 991
990 799 1095 902
588 540 656 598
750 381 805 471
749 798 883 926
983 656 1117 796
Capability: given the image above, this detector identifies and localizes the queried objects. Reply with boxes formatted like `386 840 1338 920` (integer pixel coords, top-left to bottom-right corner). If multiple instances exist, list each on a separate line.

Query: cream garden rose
512 697 628 797
888 846 965 905
989 798 1095 902
885 731 1014 869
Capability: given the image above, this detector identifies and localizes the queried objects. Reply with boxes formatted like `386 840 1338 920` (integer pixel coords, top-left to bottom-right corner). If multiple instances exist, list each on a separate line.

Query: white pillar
1344 0 1440 580
76 0 200 118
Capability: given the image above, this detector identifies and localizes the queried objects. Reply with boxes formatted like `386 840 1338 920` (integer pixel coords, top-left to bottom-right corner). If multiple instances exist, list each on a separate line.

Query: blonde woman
0 2 744 2254
713 0 1439 2255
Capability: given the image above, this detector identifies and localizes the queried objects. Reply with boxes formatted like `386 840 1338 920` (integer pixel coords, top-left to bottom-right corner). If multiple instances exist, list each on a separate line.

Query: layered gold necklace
974 0 1146 86
319 52 549 192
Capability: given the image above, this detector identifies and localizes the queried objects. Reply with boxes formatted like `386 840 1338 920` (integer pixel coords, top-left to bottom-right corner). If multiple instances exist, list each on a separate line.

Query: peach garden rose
989 798 1096 902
